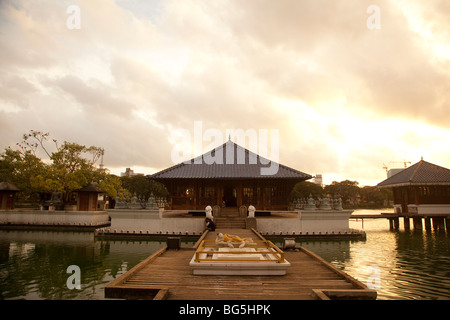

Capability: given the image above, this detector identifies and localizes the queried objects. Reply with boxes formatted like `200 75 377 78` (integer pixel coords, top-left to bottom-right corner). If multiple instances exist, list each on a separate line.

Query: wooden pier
351 213 450 232
105 228 376 300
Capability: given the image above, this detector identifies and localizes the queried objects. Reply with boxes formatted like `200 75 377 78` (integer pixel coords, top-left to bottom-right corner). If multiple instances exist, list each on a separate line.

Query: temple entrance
223 184 237 207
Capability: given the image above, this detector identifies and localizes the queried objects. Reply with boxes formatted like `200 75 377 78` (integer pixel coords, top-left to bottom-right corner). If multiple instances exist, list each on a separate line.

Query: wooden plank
193 230 209 248
105 246 167 296
105 228 376 300
153 288 169 300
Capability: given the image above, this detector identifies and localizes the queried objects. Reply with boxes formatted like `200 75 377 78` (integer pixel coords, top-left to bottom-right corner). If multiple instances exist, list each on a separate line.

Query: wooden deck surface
105 229 376 300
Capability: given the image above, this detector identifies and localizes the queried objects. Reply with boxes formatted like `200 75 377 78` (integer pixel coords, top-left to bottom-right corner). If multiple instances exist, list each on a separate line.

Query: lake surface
0 209 449 300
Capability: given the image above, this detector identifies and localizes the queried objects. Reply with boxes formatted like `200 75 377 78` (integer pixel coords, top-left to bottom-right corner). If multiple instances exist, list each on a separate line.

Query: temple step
214 217 246 229
214 217 245 229
219 207 240 216
214 207 246 229
220 207 244 217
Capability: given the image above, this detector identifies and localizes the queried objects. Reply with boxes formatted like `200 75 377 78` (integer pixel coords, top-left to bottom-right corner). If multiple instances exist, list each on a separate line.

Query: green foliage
290 181 324 199
289 179 392 209
120 175 168 200
91 170 122 199
324 180 360 203
0 147 51 203
49 142 99 202
0 130 121 206
323 180 392 208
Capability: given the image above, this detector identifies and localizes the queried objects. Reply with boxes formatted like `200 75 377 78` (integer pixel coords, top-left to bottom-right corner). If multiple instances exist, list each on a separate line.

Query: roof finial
421 156 423 161
228 134 231 141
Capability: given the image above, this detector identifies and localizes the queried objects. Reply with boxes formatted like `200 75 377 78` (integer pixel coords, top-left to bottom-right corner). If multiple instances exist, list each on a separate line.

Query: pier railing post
389 218 394 230
393 217 400 230
404 217 410 230
413 217 422 230
424 217 432 230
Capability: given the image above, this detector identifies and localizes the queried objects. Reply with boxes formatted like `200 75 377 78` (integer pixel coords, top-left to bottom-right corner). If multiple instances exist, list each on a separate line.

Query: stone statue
129 192 141 209
114 192 126 209
293 198 302 210
147 193 159 210
304 194 316 211
319 195 332 210
248 205 256 218
205 205 213 220
336 197 343 211
114 193 121 208
215 233 253 248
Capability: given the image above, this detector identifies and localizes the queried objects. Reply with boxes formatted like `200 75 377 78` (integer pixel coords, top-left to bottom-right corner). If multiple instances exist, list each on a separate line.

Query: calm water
0 209 449 300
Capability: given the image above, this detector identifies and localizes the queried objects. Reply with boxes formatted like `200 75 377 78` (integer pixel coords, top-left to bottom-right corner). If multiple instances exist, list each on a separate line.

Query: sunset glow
1 0 449 186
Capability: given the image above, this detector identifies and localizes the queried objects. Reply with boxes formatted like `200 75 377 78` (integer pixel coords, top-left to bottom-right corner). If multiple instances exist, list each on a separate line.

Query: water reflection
0 211 449 300
0 230 168 300
390 229 450 299
341 218 450 300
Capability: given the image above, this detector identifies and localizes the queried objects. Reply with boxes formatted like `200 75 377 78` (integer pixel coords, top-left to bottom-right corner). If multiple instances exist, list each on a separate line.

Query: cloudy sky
1 0 449 186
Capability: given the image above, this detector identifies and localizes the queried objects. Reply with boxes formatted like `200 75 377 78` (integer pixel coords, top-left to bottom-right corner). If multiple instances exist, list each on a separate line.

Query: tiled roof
75 183 104 193
377 160 450 187
150 140 312 180
0 182 20 192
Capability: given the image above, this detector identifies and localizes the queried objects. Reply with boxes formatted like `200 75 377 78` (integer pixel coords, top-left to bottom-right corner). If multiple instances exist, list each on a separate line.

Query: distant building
387 168 404 178
313 174 323 187
121 168 144 177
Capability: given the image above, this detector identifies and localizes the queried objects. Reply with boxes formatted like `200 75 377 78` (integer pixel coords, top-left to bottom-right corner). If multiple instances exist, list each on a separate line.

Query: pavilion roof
150 140 312 181
75 183 104 193
377 160 450 188
0 182 20 192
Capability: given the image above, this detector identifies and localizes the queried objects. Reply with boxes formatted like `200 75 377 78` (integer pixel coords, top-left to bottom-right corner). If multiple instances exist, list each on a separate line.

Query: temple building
150 140 312 211
377 159 450 231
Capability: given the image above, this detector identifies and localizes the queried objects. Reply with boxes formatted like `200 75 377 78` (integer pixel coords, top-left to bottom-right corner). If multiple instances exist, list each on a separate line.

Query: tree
120 175 168 200
360 186 393 208
49 141 105 204
290 181 324 200
90 170 122 199
324 180 360 204
0 147 50 202
0 130 121 207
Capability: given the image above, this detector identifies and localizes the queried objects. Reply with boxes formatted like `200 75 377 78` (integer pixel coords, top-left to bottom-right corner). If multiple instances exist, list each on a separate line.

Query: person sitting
205 218 216 231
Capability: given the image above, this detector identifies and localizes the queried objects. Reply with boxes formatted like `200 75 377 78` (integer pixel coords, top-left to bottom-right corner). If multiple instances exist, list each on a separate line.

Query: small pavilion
377 159 450 230
150 140 312 211
0 182 20 210
378 160 450 213
75 183 104 211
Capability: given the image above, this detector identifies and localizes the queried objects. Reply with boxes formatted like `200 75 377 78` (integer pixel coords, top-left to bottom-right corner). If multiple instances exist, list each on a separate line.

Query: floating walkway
105 228 376 300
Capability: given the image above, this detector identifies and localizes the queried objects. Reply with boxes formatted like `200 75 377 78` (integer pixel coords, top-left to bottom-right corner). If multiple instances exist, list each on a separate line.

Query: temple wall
0 210 110 226
0 208 354 236
256 210 353 234
407 204 450 215
107 209 205 235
